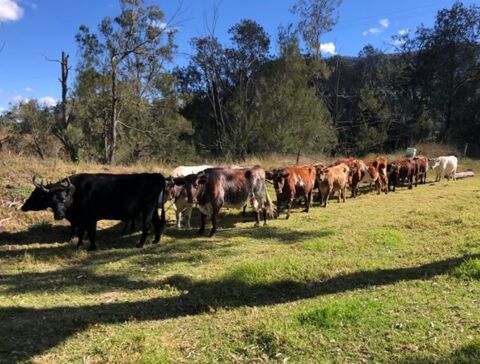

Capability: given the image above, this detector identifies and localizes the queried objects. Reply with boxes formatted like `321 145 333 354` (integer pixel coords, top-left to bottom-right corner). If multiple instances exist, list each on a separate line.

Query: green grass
0 156 479 363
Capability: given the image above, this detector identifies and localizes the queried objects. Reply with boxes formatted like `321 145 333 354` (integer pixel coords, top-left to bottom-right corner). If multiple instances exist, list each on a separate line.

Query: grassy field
0 152 479 363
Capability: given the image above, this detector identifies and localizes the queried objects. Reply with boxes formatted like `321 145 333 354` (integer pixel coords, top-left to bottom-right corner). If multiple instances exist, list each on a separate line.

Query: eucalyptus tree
75 0 176 164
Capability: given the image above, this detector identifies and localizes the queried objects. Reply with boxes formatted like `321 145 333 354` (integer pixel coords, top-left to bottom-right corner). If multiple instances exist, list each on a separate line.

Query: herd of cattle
20 155 459 251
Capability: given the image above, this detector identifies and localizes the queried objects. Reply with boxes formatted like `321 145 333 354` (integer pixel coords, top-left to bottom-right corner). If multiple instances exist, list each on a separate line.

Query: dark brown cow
388 158 416 191
413 156 428 184
268 166 316 219
316 163 350 207
174 167 274 237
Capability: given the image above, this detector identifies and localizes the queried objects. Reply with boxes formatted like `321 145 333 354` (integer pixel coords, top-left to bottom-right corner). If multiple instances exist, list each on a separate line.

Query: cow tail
159 185 166 233
265 188 275 218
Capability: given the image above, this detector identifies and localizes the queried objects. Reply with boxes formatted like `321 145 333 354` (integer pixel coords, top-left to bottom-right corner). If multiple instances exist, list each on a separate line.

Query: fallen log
455 171 475 179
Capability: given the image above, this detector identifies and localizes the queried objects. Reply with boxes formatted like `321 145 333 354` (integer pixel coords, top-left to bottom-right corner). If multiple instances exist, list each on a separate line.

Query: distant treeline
0 0 479 163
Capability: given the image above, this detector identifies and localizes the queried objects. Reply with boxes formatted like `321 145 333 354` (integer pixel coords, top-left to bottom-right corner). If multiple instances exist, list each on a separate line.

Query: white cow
428 156 458 182
170 165 213 178
168 165 213 228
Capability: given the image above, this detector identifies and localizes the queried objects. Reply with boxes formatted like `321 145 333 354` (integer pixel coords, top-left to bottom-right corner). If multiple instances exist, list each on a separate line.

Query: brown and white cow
167 165 213 229
267 166 316 219
388 158 416 191
413 156 428 184
316 163 350 207
173 167 274 237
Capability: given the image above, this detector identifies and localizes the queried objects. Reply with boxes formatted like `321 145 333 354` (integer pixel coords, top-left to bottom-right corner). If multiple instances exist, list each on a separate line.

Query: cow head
173 173 207 204
315 166 327 184
428 158 439 169
21 176 75 220
270 169 289 195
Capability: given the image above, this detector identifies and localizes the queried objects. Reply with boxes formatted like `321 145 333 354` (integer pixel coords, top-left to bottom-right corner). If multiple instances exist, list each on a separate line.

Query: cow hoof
254 222 260 227
208 231 216 238
197 230 205 236
286 215 290 220
87 245 96 251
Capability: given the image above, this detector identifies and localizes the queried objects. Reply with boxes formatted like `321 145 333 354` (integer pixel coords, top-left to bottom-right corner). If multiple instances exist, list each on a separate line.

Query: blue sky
0 0 475 111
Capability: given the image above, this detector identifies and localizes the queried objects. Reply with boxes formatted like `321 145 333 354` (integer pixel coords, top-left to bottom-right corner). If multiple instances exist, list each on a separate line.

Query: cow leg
76 226 85 249
137 211 153 248
286 199 293 219
151 208 161 244
130 218 136 233
242 205 247 218
262 207 268 225
69 224 77 240
198 213 206 235
408 175 413 189
176 210 182 228
209 206 220 237
86 222 97 251
254 210 260 226
121 220 128 234
323 189 331 207
185 205 192 230
276 200 282 219
304 191 312 212
342 187 347 202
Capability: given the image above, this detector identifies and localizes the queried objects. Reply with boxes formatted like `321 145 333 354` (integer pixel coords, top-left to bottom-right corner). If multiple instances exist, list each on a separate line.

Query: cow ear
197 175 208 185
266 171 274 180
282 172 290 178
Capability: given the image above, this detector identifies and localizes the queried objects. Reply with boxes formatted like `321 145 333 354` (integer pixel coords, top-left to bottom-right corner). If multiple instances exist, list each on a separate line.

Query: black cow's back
67 173 165 223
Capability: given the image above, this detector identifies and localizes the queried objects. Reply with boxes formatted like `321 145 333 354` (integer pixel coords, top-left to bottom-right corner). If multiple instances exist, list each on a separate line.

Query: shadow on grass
400 337 480 363
0 253 478 363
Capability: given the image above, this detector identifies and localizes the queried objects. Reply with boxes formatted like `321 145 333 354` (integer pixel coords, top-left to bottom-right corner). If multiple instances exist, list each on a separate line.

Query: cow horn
60 177 72 188
32 176 49 192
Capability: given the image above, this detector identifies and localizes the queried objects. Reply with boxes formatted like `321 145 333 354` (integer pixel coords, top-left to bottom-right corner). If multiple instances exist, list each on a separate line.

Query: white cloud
0 0 24 23
11 95 29 104
149 20 167 30
398 28 410 36
25 86 33 92
320 42 336 56
38 96 57 107
363 18 389 36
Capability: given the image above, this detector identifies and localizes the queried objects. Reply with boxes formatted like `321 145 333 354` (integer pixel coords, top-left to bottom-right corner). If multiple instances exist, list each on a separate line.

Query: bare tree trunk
108 58 118 165
49 51 79 162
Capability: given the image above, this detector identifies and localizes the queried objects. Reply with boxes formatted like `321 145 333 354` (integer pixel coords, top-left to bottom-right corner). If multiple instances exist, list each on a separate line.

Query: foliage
0 0 479 161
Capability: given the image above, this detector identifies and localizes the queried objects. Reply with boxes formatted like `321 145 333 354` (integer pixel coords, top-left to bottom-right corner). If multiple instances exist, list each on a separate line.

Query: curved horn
60 177 73 188
32 176 49 192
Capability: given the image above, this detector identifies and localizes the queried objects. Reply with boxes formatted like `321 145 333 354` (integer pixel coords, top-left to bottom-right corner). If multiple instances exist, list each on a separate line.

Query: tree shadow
0 224 72 246
399 338 480 363
0 253 477 363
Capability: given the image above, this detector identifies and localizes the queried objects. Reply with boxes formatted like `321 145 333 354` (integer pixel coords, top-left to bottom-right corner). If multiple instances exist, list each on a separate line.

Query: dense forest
0 0 479 164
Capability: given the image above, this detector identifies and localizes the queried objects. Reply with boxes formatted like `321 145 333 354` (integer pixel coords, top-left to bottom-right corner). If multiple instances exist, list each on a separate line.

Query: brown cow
173 167 274 237
316 163 350 207
413 156 428 184
268 166 316 219
331 158 383 197
366 157 388 194
388 158 416 191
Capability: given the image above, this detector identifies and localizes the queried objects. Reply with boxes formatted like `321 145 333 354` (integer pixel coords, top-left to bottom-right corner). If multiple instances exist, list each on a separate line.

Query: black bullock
21 173 166 250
